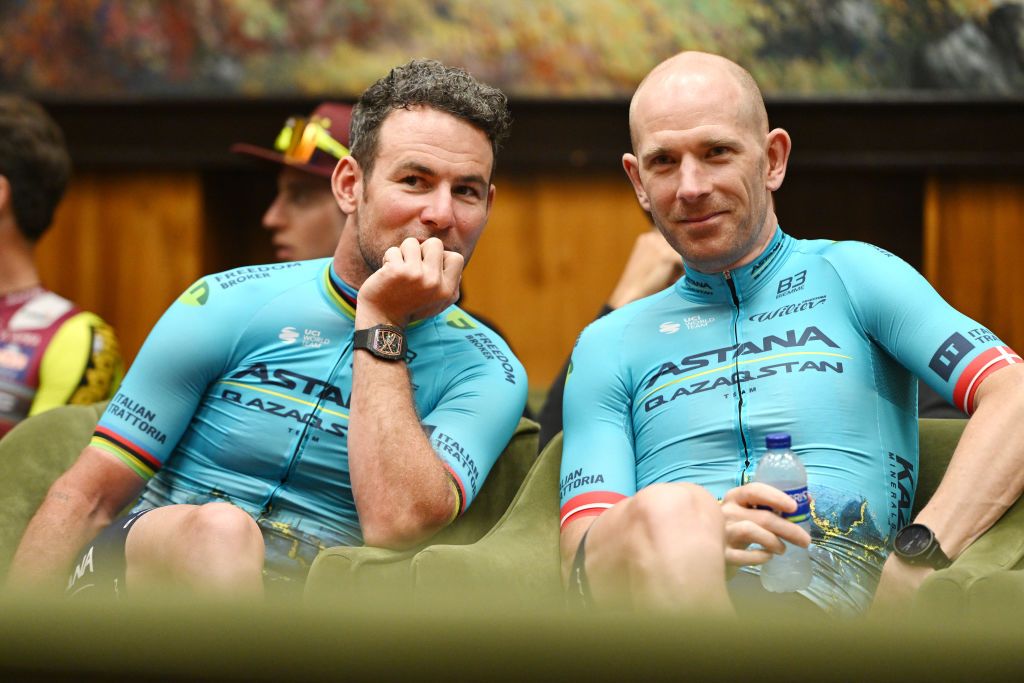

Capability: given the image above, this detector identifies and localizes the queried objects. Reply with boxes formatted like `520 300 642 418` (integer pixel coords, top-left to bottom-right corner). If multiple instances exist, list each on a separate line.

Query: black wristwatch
892 523 952 569
353 324 406 361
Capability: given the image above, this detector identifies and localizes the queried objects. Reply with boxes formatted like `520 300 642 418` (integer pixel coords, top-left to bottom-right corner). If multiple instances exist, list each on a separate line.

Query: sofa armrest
406 432 563 607
305 418 542 601
915 494 1024 617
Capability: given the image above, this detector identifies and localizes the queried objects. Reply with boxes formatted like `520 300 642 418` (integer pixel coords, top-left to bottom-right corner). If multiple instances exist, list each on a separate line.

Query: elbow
360 501 454 550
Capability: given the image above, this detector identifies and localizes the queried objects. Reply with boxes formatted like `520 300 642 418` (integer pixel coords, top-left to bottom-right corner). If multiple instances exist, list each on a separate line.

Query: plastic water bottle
754 432 812 592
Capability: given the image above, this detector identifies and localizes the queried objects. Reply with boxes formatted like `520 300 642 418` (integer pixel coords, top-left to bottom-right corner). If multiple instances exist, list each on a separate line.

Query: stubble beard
352 207 384 276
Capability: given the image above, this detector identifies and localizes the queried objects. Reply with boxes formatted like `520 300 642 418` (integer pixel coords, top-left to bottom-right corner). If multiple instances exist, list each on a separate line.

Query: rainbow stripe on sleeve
443 463 467 519
90 426 162 480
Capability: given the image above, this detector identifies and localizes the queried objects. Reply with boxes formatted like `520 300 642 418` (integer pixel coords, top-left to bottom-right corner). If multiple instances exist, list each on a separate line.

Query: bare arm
348 237 461 549
873 364 1024 608
7 446 145 590
606 229 683 308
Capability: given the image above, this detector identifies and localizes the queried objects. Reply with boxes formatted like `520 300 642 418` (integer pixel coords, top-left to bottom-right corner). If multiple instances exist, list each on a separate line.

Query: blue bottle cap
765 432 791 449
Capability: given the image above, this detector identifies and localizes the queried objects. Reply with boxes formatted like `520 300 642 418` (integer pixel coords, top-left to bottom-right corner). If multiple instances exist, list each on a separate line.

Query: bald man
558 51 1024 616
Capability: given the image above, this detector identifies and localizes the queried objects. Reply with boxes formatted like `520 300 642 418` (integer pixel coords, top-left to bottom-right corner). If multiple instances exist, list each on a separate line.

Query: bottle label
782 486 810 523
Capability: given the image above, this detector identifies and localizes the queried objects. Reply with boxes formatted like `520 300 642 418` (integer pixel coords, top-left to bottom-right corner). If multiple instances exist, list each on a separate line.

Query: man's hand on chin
357 236 463 327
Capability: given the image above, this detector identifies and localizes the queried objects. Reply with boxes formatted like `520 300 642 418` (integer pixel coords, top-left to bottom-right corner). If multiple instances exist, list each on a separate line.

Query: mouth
679 211 726 225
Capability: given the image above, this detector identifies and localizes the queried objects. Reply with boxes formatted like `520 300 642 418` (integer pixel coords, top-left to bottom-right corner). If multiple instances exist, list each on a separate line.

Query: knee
185 503 263 554
626 483 723 548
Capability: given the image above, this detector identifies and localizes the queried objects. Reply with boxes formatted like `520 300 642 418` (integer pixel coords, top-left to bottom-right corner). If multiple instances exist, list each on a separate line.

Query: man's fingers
725 518 786 555
418 238 446 288
441 250 464 294
398 237 423 273
725 547 774 567
722 482 797 513
382 245 402 266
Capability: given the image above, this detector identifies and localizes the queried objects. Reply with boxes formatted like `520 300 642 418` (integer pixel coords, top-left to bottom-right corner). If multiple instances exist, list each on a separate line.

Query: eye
400 175 423 187
707 146 730 158
284 187 312 206
650 154 674 166
454 185 482 199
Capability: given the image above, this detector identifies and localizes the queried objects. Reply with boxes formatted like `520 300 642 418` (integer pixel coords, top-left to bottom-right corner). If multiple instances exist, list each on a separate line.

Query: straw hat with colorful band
230 102 353 179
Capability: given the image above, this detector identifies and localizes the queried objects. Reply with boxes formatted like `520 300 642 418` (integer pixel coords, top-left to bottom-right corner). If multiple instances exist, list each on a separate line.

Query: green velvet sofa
2 406 1024 681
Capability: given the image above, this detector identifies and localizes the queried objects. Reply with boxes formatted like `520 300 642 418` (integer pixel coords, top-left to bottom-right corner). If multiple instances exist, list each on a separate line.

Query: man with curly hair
10 60 526 597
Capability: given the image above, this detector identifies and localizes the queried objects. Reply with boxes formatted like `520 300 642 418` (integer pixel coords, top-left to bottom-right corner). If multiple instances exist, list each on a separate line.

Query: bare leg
124 502 265 597
581 482 732 614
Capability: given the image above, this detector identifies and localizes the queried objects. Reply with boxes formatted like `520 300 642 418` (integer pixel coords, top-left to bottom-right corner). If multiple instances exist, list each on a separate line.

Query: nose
676 156 712 203
262 193 286 231
420 187 455 232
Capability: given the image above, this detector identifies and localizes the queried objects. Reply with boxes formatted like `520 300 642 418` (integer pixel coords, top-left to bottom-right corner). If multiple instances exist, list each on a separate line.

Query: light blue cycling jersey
91 259 527 579
560 227 1021 615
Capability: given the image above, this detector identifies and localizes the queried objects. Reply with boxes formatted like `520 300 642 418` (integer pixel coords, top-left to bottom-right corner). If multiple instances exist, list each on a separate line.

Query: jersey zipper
262 339 354 514
724 271 751 483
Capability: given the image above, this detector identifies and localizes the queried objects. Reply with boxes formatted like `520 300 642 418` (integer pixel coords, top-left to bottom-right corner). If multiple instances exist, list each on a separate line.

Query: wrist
354 303 408 330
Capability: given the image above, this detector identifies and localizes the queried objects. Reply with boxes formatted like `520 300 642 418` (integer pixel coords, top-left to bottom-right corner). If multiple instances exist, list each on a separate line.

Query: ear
764 128 792 192
622 153 652 212
486 183 496 214
332 156 361 214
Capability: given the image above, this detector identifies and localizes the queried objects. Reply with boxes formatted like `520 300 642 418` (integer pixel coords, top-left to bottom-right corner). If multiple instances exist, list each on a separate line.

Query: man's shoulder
422 307 520 358
4 288 78 333
178 259 326 309
584 286 681 341
794 238 899 265
422 306 523 368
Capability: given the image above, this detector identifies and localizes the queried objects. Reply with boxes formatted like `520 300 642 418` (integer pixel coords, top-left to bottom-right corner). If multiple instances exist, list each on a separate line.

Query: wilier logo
178 279 210 307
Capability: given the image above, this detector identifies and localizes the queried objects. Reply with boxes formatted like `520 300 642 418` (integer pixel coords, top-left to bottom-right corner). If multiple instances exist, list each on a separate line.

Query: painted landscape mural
1 0 1021 98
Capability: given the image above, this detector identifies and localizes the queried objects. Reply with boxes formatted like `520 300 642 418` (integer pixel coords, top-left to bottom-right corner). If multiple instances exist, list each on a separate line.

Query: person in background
0 95 122 438
538 227 682 450
231 102 353 263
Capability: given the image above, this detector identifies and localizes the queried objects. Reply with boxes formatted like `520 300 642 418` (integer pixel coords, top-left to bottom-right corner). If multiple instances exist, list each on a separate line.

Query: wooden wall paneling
924 175 1024 354
36 172 206 368
461 172 650 388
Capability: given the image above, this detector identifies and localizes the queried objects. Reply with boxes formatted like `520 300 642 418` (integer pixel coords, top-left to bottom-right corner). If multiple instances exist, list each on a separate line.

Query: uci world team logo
178 279 210 307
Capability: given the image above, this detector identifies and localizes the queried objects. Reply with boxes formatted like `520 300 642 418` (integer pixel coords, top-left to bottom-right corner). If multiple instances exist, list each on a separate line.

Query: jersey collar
322 265 358 319
675 227 792 304
321 264 429 328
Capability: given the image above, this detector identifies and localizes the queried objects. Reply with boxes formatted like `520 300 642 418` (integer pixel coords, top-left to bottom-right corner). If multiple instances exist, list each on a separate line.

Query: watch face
373 328 404 357
896 524 933 557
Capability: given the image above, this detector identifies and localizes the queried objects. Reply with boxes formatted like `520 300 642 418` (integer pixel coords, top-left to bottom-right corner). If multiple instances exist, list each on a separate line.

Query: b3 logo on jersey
776 270 807 298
